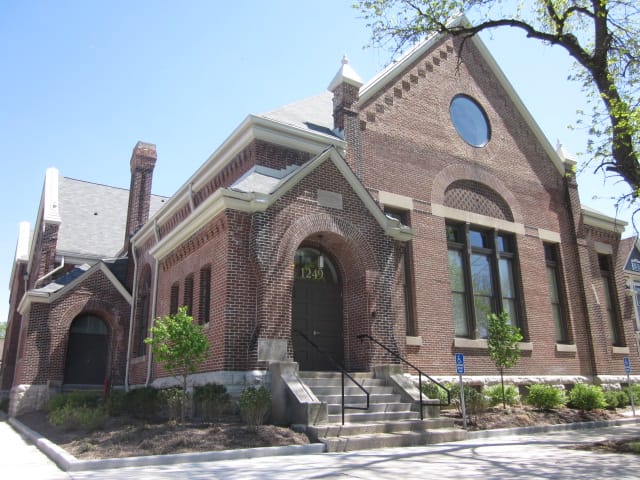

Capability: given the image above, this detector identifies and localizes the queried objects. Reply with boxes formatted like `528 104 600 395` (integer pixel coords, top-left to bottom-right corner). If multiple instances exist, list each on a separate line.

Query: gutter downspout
124 239 139 392
145 256 160 387
34 256 64 288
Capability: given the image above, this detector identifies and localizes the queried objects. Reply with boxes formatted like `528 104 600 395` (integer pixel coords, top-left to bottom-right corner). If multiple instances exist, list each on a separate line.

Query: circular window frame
449 94 491 147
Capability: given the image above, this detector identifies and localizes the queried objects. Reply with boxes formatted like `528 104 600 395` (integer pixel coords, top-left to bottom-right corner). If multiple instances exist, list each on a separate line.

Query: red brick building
3 29 638 416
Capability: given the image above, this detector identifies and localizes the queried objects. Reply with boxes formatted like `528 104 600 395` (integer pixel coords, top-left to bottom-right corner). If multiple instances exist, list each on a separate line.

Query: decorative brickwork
444 180 513 221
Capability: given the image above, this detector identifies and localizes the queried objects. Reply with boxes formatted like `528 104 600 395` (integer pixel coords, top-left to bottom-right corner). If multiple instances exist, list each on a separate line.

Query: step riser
301 378 387 388
311 386 394 396
307 419 456 438
316 394 401 404
320 430 468 453
328 411 419 423
327 403 412 414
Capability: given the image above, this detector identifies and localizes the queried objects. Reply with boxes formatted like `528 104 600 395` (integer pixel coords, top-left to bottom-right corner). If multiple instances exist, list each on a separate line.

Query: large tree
356 0 640 212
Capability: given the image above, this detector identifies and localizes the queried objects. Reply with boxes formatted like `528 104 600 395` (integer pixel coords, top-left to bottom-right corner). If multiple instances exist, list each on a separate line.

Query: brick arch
431 164 523 224
274 213 379 275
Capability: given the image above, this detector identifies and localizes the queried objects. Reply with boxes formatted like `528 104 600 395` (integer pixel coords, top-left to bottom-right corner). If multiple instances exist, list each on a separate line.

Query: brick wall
13 268 131 388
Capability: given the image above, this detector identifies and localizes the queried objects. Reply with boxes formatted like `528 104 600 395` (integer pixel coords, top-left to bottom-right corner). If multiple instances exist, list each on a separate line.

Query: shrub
194 383 231 421
448 383 487 421
525 384 566 411
48 404 107 431
603 390 620 410
157 387 186 420
46 391 102 413
485 384 520 407
568 384 606 411
623 384 640 404
124 387 159 419
239 386 271 429
105 389 127 416
617 389 631 408
420 382 449 405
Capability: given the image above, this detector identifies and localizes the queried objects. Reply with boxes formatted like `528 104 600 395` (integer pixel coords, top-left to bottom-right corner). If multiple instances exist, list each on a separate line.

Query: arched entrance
63 314 109 385
292 247 343 371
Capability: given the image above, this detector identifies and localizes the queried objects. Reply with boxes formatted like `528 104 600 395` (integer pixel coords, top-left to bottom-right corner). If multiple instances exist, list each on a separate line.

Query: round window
450 95 491 147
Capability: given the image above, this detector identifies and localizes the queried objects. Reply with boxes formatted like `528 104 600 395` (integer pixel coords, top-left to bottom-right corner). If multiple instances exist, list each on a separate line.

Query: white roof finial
328 54 363 91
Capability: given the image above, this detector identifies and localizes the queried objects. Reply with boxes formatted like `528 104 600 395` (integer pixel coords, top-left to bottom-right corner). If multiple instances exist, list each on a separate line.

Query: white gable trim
358 15 566 175
150 147 414 261
17 263 132 315
134 116 346 247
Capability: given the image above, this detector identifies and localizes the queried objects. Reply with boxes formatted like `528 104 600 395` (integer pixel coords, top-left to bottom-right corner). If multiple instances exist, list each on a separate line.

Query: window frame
599 254 624 346
199 265 212 325
170 282 180 315
544 243 569 344
447 222 522 339
183 274 194 317
385 208 417 336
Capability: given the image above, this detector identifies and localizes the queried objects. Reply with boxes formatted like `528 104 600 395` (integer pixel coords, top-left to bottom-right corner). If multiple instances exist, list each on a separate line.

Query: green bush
568 383 606 411
105 390 127 416
420 382 449 405
239 386 271 429
46 391 102 413
617 389 631 408
124 387 159 419
623 384 640 404
157 387 186 420
603 390 620 410
48 404 107 431
525 384 566 411
448 383 487 419
485 384 520 407
194 383 231 421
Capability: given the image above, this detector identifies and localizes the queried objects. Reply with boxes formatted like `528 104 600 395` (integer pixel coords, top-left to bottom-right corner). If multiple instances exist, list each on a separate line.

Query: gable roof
259 92 336 139
56 176 167 260
150 147 414 260
17 261 132 315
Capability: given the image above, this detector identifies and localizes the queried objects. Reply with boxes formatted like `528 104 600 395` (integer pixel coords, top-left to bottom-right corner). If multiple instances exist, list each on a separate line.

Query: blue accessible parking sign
624 357 631 373
455 353 465 374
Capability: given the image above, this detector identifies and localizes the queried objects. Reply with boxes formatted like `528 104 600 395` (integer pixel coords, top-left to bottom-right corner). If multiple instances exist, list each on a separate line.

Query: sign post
455 353 467 429
624 357 635 417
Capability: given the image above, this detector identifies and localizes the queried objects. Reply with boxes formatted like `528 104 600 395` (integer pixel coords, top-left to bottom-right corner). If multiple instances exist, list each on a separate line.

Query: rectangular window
136 275 151 356
599 254 622 345
544 243 568 343
385 209 417 336
170 282 179 315
184 274 194 317
447 223 522 338
199 266 211 325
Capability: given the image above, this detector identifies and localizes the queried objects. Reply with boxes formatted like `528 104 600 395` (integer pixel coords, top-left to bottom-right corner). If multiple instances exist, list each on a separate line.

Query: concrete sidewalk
0 412 69 479
1 410 639 480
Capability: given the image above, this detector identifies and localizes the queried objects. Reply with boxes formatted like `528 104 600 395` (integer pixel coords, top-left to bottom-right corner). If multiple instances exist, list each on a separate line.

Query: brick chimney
328 55 363 176
124 141 157 253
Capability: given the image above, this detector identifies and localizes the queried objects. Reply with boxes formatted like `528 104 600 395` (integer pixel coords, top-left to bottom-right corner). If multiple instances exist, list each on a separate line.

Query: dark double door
292 279 343 371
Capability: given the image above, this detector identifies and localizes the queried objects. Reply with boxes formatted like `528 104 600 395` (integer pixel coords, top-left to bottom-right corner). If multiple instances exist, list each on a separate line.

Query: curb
6 414 640 472
7 417 326 472
467 416 640 440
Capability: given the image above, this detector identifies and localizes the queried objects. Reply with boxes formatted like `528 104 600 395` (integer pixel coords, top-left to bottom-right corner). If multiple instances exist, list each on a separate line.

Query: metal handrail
357 333 451 420
293 329 369 425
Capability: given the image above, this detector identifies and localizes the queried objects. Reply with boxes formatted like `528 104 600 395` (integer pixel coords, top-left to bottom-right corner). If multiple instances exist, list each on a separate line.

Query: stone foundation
147 370 270 397
9 384 51 417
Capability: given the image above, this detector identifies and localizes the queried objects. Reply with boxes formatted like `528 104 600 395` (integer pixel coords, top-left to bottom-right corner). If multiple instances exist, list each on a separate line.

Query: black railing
357 334 450 420
293 329 369 425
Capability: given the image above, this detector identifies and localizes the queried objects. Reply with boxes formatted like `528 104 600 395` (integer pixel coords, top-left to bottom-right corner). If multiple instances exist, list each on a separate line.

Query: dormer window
631 259 640 272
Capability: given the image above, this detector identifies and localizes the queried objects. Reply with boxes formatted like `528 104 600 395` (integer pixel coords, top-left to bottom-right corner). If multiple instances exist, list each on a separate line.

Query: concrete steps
298 371 466 452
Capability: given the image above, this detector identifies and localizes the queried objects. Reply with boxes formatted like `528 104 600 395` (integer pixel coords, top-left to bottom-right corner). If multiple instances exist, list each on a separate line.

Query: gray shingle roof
259 92 336 138
57 177 167 258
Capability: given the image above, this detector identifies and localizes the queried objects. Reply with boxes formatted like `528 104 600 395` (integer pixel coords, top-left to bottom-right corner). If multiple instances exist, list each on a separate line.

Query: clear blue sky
0 0 633 325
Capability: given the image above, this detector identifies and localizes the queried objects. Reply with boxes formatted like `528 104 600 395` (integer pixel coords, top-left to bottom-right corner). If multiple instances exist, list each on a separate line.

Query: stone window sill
556 343 577 353
454 337 533 351
612 346 630 355
406 336 422 346
131 355 146 365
